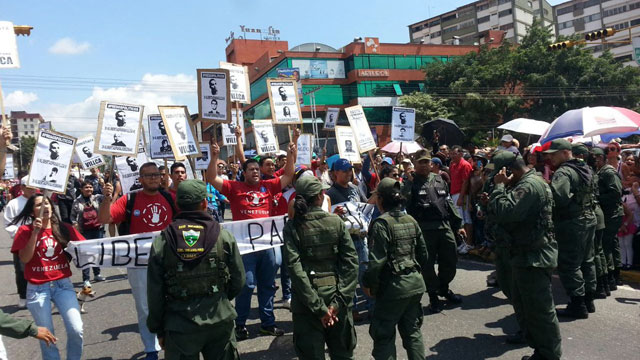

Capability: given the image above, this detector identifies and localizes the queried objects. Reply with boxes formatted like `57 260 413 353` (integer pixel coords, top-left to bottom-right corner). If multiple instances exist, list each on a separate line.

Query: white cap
20 175 29 185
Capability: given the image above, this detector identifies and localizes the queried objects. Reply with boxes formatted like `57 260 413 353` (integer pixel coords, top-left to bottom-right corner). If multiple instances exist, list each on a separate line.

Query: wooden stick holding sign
368 150 380 187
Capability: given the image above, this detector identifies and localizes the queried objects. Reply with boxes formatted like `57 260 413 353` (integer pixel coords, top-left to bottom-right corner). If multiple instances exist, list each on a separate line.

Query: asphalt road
0 218 639 360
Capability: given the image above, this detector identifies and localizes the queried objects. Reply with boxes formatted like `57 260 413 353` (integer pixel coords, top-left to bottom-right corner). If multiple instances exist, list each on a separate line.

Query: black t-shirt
327 183 367 205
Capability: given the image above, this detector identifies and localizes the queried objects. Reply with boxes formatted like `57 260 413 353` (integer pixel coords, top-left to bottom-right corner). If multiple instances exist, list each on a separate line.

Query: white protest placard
194 143 211 170
75 135 105 170
345 105 376 152
267 79 302 125
335 126 361 164
252 120 278 155
331 202 375 234
391 107 415 142
2 155 14 179
0 22 20 69
324 108 339 130
95 101 144 156
219 61 251 104
115 152 149 194
296 134 314 166
221 109 246 146
148 114 174 159
65 214 288 268
197 68 231 123
28 129 77 193
158 106 201 161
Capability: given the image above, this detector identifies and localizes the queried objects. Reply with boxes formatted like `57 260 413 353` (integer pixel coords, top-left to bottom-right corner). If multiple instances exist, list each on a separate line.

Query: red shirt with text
221 178 281 220
110 191 175 234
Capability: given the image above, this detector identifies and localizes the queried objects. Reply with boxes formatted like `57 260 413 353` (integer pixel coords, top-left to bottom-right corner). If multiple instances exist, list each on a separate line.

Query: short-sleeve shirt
11 224 84 284
449 159 473 195
221 178 281 220
110 191 175 234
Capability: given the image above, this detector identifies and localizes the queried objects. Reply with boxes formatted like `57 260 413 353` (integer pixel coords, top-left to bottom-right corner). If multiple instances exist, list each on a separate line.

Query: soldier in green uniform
147 180 246 360
544 139 597 319
0 310 56 346
404 150 464 313
283 176 359 360
363 178 429 360
489 152 562 360
591 147 624 292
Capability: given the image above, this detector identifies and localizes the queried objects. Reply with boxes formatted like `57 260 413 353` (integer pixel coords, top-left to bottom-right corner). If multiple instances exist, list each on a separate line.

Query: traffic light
585 28 616 41
13 25 33 36
548 41 575 50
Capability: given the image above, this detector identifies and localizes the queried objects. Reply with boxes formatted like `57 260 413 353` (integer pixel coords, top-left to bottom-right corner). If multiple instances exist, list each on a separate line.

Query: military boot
428 293 442 313
614 267 623 286
602 275 611 296
556 296 589 319
608 272 618 291
594 277 607 299
585 293 596 313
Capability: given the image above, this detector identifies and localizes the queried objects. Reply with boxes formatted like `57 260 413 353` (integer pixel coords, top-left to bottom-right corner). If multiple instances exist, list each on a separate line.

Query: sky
1 0 566 136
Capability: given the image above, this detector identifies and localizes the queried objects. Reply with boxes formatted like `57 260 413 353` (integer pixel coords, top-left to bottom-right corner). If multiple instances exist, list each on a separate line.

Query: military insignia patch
183 229 201 247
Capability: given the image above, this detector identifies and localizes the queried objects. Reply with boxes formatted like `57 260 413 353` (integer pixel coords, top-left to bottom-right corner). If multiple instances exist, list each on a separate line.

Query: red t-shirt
449 159 472 195
9 184 22 199
11 225 84 284
221 178 281 220
110 191 175 234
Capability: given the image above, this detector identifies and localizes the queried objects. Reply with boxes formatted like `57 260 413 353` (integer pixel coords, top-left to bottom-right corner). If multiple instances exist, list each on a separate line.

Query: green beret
543 139 571 153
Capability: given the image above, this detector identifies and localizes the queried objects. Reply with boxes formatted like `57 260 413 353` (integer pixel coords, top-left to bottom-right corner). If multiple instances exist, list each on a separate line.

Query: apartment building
8 111 43 145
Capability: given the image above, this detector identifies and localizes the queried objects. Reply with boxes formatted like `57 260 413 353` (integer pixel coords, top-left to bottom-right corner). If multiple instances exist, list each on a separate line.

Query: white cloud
4 90 38 108
49 37 91 55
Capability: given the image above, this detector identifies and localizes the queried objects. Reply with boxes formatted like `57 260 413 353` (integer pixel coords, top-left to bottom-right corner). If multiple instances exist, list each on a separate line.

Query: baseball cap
414 149 431 162
331 158 352 172
20 175 29 185
431 157 443 166
373 177 401 197
543 139 572 153
176 180 208 208
296 176 330 199
500 134 514 143
571 143 589 156
382 157 394 165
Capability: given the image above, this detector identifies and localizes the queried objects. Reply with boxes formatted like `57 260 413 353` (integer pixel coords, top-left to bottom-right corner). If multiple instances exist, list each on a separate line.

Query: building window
458 7 474 18
498 0 510 5
631 2 640 11
442 14 456 22
412 25 424 33
559 20 573 30
458 20 475 30
603 5 628 18
477 3 490 12
500 23 514 31
478 15 491 24
430 31 441 38
527 1 532 8
442 25 458 34
556 6 573 16
428 19 441 27
612 21 629 31
615 55 632 63
631 18 640 26
498 9 512 17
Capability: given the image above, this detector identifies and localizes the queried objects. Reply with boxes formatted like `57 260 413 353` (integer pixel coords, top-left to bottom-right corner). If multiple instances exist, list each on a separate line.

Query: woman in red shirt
10 194 84 360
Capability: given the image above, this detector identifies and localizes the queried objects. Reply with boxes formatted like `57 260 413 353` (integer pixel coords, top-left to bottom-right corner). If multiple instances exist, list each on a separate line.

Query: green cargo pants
494 244 525 333
555 219 597 296
421 226 457 294
369 293 425 360
602 216 623 271
164 320 238 360
292 306 356 360
593 229 607 277
511 266 562 360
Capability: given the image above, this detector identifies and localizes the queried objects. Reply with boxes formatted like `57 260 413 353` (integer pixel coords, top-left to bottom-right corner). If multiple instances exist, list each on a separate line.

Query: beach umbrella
539 107 640 144
381 141 424 155
498 118 550 136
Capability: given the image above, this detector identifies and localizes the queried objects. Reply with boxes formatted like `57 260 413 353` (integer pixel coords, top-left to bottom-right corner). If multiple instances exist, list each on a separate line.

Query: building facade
408 0 555 45
8 111 43 145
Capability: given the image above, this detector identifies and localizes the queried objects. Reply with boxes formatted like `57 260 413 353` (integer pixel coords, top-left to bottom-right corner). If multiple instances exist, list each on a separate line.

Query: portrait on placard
115 152 149 194
267 79 302 124
148 114 174 159
391 107 416 142
295 134 314 166
2 155 14 180
252 120 278 155
345 105 376 152
197 69 231 123
28 129 77 193
158 106 201 161
221 109 246 146
75 135 105 170
194 143 211 170
324 108 340 130
95 101 143 156
335 126 361 164
219 61 251 104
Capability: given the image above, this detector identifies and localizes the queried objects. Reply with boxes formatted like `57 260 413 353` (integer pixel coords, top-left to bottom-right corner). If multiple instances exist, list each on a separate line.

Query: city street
1 219 639 360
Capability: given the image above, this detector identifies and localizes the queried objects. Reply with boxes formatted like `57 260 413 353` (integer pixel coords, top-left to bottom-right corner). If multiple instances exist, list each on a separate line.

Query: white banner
219 61 251 104
29 129 76 193
95 102 143 156
65 215 288 268
330 201 375 234
0 22 20 69
345 105 376 152
2 155 14 180
335 126 361 164
391 107 416 142
296 134 313 166
221 109 246 146
198 69 231 123
253 120 278 155
194 143 211 170
75 135 105 170
324 108 339 130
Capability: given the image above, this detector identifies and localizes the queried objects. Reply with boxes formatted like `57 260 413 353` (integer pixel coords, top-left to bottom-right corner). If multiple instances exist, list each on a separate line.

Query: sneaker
83 280 92 288
94 275 106 282
259 325 285 336
440 290 462 304
18 298 26 309
352 310 365 322
235 326 249 341
282 298 291 309
144 351 159 360
458 244 470 255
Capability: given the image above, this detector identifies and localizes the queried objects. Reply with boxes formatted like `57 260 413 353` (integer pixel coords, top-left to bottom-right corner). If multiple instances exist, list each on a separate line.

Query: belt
312 275 336 287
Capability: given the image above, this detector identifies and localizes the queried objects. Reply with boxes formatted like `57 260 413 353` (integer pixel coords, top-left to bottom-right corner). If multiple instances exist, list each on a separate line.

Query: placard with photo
2 155 14 180
345 105 376 152
252 120 278 155
115 151 150 194
391 107 416 142
267 79 302 125
324 108 340 130
95 101 144 156
219 61 251 104
28 129 77 193
75 135 105 170
335 126 361 164
197 68 231 123
148 114 174 159
158 106 201 161
221 109 246 146
194 143 211 170
295 134 314 166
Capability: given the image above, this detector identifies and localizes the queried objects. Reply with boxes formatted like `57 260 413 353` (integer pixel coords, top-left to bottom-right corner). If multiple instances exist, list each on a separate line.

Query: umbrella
498 118 550 136
539 107 640 144
326 154 340 169
421 118 465 147
381 141 424 155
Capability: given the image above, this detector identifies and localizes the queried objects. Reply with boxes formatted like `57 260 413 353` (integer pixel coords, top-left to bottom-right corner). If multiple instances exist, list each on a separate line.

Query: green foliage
19 136 36 171
399 92 452 125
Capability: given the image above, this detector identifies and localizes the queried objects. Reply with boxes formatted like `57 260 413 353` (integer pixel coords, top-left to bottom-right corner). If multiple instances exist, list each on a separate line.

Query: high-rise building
408 0 555 46
9 111 43 145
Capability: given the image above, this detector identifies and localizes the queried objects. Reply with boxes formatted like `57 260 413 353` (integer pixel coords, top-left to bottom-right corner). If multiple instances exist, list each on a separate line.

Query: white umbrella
498 118 550 136
381 141 424 155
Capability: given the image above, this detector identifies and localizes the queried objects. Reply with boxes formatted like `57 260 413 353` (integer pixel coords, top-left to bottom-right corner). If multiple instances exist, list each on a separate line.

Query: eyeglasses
141 173 161 179
609 147 619 152
391 173 400 178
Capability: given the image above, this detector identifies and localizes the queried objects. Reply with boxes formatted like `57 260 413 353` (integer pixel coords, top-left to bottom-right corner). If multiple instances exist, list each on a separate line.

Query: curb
620 269 640 285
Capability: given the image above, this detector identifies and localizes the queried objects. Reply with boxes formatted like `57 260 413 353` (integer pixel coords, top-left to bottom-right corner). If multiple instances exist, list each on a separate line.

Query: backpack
81 200 101 230
117 190 177 235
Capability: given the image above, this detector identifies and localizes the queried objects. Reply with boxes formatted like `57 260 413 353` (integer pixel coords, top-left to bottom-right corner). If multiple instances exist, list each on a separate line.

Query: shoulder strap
158 189 177 219
216 232 225 262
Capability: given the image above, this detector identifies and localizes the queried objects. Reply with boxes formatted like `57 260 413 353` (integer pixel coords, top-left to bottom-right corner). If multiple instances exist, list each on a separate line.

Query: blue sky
1 0 566 135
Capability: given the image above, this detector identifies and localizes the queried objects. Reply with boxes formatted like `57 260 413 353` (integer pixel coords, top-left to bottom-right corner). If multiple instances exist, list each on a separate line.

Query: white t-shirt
3 195 30 238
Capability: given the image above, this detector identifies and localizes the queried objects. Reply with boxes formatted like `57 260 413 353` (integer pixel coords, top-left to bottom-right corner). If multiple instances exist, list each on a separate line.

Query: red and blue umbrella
539 107 640 145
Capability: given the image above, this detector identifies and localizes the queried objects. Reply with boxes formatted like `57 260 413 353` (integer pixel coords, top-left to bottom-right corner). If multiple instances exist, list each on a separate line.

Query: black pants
13 253 26 299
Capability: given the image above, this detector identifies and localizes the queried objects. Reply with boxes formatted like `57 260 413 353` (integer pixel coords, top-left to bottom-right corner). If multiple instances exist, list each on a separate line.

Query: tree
18 136 36 172
399 92 452 125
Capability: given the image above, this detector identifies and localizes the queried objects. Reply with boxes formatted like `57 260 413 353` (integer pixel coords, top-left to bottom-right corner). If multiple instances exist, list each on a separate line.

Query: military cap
295 176 329 199
414 149 431 162
492 151 516 170
591 147 605 156
373 177 401 197
571 143 589 156
177 180 208 208
543 139 572 153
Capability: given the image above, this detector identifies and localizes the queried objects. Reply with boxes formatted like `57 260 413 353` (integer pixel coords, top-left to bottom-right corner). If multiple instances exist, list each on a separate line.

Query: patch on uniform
513 188 527 201
182 229 201 247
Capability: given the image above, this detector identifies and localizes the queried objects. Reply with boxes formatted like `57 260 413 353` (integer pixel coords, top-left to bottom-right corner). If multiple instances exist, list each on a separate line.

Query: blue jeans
80 229 104 283
235 248 280 327
26 277 83 360
353 237 375 311
127 268 160 353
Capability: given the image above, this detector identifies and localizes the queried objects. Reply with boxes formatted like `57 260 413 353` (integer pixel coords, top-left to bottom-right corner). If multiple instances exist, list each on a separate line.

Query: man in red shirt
449 146 474 254
98 162 175 360
207 140 296 340
167 162 188 197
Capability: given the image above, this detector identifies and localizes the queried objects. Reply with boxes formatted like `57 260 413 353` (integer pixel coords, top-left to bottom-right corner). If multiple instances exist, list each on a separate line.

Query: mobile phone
477 160 482 168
